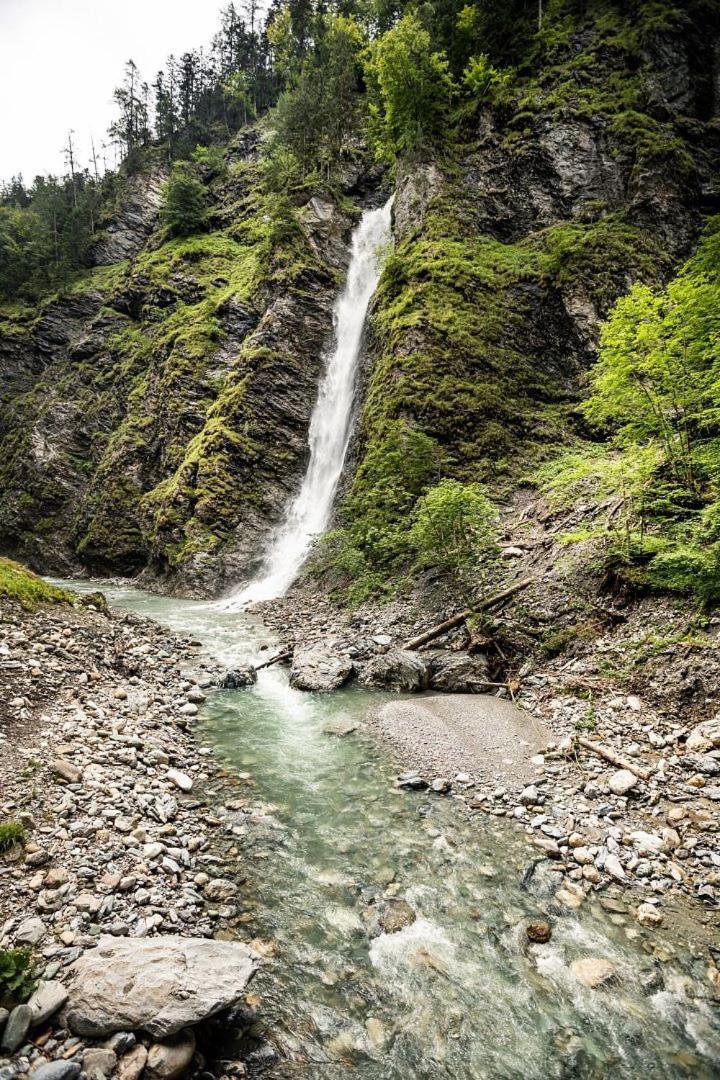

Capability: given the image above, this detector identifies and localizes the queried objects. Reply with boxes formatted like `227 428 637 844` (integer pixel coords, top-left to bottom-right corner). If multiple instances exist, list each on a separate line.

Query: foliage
462 54 513 102
0 558 72 610
541 219 720 603
409 479 499 582
0 821 26 854
365 12 455 162
159 163 208 236
0 949 37 1009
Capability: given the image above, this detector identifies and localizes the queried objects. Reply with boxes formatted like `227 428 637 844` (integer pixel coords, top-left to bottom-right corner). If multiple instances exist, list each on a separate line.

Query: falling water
227 197 393 608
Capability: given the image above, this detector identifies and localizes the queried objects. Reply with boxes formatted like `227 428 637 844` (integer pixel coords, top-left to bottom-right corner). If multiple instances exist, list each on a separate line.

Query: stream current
57 579 720 1079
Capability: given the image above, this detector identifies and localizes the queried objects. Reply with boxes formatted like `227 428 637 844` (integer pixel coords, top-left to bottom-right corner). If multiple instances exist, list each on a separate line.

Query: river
55 578 720 1079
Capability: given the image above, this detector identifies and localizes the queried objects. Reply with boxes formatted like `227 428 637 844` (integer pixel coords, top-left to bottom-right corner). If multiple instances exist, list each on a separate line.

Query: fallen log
576 737 651 781
402 576 536 651
253 649 292 671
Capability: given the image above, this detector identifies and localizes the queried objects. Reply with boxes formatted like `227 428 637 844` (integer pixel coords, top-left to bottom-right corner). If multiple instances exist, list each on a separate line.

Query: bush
0 948 37 1008
409 479 498 583
160 164 207 237
0 821 25 854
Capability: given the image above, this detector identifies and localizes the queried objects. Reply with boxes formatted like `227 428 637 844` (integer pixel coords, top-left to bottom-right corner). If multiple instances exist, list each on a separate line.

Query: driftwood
402 576 536 651
253 649 292 672
576 737 651 781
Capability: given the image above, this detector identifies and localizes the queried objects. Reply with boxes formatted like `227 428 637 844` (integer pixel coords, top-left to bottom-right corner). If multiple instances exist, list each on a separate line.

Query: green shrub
0 821 26 854
160 164 207 237
409 479 498 583
0 948 37 1008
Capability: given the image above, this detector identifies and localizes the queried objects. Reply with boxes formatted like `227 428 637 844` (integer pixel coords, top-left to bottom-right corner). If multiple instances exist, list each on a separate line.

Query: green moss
0 558 72 610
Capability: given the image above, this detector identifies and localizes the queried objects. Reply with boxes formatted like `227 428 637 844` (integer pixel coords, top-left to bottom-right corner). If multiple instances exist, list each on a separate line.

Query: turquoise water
56 580 720 1078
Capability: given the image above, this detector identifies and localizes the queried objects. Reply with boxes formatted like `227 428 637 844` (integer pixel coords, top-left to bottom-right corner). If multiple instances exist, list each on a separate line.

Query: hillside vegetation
1 0 719 608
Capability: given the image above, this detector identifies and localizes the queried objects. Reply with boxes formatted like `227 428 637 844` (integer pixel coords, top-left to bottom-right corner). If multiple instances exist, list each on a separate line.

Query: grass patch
0 558 73 610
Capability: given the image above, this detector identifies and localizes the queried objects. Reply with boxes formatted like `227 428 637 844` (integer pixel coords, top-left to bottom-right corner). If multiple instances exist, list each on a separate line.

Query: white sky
0 0 230 184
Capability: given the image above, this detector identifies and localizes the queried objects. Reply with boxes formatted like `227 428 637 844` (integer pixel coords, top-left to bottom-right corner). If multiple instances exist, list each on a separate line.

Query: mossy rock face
0 557 73 610
0 145 362 594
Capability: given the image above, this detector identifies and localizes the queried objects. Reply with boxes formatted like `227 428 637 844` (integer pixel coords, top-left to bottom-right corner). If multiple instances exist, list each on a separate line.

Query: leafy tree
159 163 207 236
409 479 498 584
365 12 455 162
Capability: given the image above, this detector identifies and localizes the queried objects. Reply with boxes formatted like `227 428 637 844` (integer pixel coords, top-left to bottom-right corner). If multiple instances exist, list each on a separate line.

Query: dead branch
402 577 536 651
575 736 651 780
254 649 292 671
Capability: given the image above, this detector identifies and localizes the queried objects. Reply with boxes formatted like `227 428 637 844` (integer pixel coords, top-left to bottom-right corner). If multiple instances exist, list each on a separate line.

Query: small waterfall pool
56 579 720 1079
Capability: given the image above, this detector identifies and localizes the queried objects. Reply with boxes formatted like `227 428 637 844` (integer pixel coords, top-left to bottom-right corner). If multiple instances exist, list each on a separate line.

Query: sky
0 0 231 184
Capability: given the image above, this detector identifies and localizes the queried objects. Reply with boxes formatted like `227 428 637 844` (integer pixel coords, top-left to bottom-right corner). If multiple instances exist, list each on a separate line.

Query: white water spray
227 197 393 608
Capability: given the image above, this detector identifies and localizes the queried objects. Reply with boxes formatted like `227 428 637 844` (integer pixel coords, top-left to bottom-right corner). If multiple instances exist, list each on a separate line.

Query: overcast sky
0 0 230 184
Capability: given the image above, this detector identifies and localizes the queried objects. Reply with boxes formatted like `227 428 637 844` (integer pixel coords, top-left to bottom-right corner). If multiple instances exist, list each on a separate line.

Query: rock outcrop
64 936 256 1037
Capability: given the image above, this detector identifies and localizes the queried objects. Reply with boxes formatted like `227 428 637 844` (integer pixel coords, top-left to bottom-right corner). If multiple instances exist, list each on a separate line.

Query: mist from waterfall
226 197 393 608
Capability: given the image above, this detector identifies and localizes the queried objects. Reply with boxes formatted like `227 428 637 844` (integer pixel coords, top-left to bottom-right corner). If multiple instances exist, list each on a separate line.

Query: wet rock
360 649 430 692
526 920 552 944
216 667 257 689
145 1029 196 1080
322 719 357 736
203 878 236 902
430 777 451 794
636 903 664 928
377 900 417 935
64 935 256 1037
289 646 354 692
571 957 617 988
396 772 428 790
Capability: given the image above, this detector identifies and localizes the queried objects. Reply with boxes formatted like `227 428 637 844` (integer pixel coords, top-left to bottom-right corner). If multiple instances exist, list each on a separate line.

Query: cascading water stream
226 197 393 609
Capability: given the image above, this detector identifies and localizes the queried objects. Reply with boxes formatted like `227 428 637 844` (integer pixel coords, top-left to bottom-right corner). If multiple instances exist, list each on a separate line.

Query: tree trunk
402 577 536 651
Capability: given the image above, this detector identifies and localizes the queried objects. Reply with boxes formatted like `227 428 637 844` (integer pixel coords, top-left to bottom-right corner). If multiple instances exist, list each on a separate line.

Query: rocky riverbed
0 591 262 1080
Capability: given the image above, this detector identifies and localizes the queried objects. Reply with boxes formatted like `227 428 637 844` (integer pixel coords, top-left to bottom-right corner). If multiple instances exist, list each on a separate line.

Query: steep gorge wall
0 141 370 595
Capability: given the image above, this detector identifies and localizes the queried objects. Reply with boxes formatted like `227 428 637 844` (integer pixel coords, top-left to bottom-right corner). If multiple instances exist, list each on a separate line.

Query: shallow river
58 580 720 1078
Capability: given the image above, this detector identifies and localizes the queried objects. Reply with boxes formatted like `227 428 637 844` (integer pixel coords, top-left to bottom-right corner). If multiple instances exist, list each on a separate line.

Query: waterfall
226 197 393 608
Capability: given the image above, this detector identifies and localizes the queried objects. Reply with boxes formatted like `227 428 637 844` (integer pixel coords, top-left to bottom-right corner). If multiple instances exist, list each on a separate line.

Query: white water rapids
226 197 393 609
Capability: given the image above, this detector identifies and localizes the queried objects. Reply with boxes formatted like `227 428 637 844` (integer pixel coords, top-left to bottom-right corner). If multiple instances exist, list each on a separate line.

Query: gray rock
360 649 430 692
1 1004 32 1053
31 1066 81 1080
166 769 193 792
64 935 256 1037
289 646 354 693
27 981 68 1027
608 769 638 796
427 651 490 693
216 667 257 689
15 917 47 946
52 758 82 784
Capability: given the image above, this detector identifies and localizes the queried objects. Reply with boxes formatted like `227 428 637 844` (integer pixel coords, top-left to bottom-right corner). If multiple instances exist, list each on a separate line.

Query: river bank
0 585 262 1080
2 577 720 1078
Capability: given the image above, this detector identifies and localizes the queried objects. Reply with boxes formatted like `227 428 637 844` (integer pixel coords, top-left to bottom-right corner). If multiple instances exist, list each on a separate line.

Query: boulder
289 646 354 693
427 651 490 693
216 667 257 689
359 649 430 693
64 935 256 1038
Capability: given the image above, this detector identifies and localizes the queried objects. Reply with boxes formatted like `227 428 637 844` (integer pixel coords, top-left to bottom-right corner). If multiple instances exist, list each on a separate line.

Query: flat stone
52 759 82 784
27 981 68 1027
15 917 47 946
81 1049 118 1077
64 935 256 1037
608 769 637 796
31 1064 81 1080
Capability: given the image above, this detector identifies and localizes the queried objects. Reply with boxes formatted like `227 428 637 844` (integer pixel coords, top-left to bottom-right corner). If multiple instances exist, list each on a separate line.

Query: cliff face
1 8 719 601
331 6 720 597
0 143 364 595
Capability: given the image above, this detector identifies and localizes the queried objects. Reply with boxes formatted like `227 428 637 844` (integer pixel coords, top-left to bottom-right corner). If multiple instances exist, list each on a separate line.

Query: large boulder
427 651 490 693
64 936 256 1038
289 646 354 692
359 649 430 693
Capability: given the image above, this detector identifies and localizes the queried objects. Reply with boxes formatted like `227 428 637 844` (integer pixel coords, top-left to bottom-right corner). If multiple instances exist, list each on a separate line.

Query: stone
105 1033 136 1057
519 785 539 806
64 935 256 1037
604 854 625 881
116 1046 148 1080
27 981 68 1027
15 917 47 946
216 668 257 689
31 1065 81 1080
430 777 451 794
145 1030 196 1080
81 1049 117 1077
377 900 416 935
322 719 357 736
289 646 354 693
427 651 490 693
203 878 236 902
1 1004 31 1053
166 769 193 793
570 957 617 988
630 831 665 856
52 759 82 784
636 903 664 928
526 920 552 944
608 769 637 796
359 650 430 693
686 716 720 752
